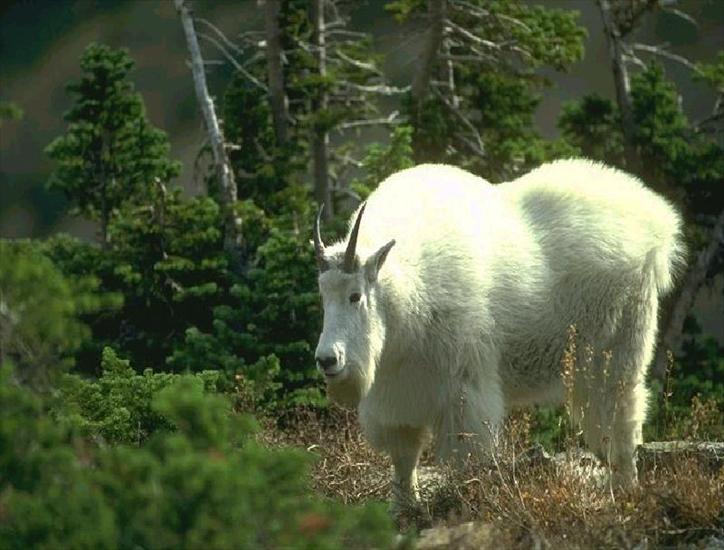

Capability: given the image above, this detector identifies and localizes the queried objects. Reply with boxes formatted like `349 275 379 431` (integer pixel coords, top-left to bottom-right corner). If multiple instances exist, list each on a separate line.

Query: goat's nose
316 355 337 369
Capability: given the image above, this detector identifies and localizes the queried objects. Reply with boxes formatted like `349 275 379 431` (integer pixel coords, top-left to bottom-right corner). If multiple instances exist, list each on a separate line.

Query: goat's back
501 159 684 294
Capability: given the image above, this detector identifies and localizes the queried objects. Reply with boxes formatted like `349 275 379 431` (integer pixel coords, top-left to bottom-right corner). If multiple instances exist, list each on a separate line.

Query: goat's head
313 203 395 406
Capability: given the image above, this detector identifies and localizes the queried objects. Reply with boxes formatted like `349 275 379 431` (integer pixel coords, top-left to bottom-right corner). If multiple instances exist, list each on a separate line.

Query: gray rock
416 521 497 549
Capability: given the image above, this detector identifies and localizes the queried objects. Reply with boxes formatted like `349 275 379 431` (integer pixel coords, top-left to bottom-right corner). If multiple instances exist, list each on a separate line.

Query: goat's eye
349 292 361 304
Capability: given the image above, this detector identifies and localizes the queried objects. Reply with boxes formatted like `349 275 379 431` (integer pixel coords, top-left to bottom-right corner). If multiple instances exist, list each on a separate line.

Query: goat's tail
646 208 686 296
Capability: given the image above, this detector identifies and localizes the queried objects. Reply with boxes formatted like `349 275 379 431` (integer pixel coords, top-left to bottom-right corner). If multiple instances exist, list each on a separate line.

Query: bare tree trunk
175 0 243 269
97 137 111 249
100 206 109 249
411 0 446 107
598 0 638 170
99 177 110 249
653 210 724 377
312 0 332 219
264 0 288 146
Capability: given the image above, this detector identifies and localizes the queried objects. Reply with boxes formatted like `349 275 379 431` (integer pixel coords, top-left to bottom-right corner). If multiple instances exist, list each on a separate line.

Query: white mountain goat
313 159 683 510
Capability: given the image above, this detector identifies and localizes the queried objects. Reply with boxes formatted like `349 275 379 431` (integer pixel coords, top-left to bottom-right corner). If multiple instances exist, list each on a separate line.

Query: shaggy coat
314 159 684 509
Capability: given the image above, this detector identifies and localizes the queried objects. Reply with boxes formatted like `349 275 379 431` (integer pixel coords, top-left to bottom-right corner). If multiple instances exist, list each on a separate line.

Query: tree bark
411 0 446 107
264 0 288 146
598 0 638 171
175 0 243 269
311 0 332 219
653 210 724 377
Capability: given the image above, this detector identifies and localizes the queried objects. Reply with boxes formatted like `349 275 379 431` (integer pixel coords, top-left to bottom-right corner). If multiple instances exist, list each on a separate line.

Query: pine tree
46 43 181 246
389 0 585 180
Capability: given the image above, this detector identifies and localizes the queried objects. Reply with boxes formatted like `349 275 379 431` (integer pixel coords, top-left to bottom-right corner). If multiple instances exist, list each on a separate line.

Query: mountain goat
313 159 683 510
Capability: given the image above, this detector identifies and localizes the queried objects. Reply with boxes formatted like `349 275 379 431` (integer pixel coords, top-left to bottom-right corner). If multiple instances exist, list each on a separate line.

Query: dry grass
255 404 723 548
257 406 392 504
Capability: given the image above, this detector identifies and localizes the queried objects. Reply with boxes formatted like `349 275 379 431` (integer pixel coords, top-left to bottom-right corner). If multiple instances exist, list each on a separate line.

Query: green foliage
468 0 586 71
385 0 425 22
522 406 567 452
168 218 325 409
38 40 321 401
387 0 587 66
221 76 302 213
107 190 231 366
351 125 415 198
695 51 724 91
45 43 181 241
241 225 324 405
630 64 723 213
671 318 724 412
558 93 624 166
0 100 23 125
674 338 724 413
0 240 115 388
41 189 232 373
0 362 119 549
470 72 550 180
57 347 221 445
218 0 386 217
0 363 396 549
396 0 586 179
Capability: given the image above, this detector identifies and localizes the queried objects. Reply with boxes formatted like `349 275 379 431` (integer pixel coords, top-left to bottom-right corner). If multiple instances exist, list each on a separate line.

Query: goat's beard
325 359 375 408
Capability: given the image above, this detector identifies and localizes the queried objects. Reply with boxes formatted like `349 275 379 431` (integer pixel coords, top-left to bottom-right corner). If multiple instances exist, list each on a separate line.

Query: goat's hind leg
574 369 648 487
574 287 658 487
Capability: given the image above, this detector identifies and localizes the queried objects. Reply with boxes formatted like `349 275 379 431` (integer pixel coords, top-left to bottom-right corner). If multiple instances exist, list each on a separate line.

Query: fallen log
637 441 724 473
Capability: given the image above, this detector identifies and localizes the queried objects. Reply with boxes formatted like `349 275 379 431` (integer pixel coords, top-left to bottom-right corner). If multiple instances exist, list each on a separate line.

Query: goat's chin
325 364 373 408
325 378 362 408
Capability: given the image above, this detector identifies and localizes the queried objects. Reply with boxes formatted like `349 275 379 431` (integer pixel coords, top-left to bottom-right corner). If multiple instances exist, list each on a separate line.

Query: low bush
0 363 397 549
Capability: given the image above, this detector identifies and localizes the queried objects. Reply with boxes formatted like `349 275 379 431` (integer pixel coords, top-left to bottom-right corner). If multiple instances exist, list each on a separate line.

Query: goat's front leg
386 426 428 514
365 422 428 514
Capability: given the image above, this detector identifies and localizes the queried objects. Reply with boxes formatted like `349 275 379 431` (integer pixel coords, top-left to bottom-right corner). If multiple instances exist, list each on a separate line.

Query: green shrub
0 240 116 388
1 363 396 549
56 347 220 445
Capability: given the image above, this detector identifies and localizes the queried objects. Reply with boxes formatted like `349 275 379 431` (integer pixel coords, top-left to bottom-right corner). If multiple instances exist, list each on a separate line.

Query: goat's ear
365 239 395 282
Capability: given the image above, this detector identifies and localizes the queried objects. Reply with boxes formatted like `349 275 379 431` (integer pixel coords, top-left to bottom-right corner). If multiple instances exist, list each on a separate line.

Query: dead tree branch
335 111 402 132
411 0 446 107
175 0 244 269
630 42 703 75
197 32 267 91
598 0 638 169
264 0 289 145
311 0 332 219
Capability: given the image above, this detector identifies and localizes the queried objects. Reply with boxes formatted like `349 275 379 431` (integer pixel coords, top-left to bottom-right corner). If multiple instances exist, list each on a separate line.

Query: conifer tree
46 43 180 246
388 0 586 180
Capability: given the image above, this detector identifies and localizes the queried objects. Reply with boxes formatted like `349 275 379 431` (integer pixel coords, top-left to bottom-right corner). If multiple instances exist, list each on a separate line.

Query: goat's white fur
315 159 684 510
